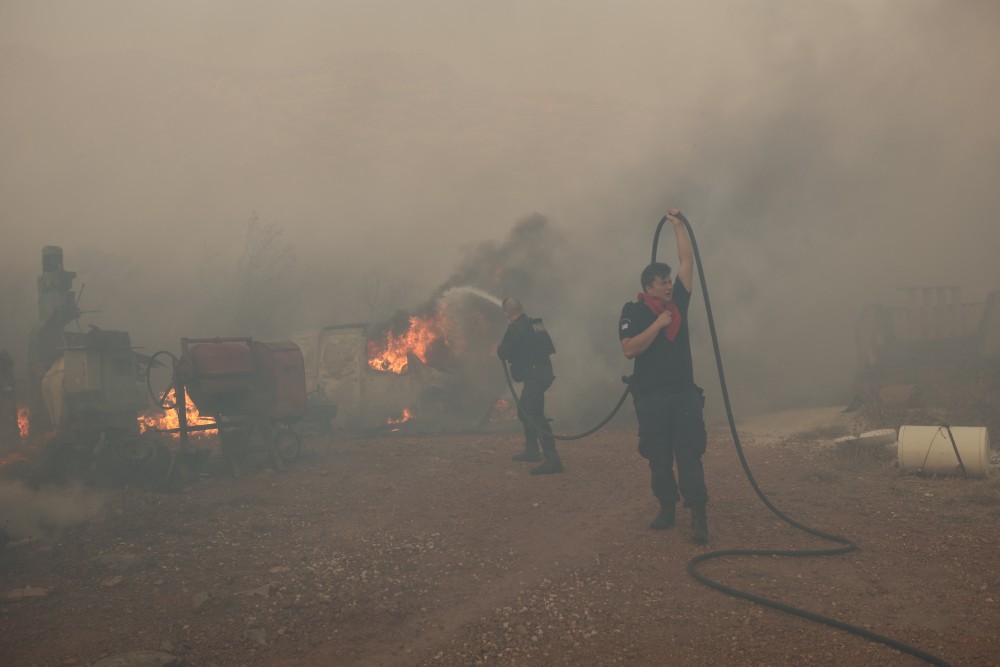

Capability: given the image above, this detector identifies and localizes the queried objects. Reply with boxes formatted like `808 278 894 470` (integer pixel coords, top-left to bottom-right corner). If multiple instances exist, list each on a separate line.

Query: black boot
691 505 709 544
512 448 542 462
649 504 676 530
529 458 563 475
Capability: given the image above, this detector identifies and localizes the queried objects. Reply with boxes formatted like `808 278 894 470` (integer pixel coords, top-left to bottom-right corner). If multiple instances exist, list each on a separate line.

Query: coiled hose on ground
499 212 953 666
664 212 953 667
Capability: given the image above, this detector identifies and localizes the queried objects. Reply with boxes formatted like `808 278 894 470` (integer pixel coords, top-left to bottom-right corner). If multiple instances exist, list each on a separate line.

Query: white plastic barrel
897 425 992 478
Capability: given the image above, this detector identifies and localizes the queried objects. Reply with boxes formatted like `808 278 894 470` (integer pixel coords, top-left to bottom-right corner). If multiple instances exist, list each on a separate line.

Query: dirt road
2 408 998 666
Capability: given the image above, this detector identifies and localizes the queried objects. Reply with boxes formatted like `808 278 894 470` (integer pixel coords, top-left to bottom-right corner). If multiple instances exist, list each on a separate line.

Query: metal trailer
154 337 308 478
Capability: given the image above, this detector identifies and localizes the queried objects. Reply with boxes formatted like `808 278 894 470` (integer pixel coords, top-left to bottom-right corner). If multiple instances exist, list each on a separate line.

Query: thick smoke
0 481 107 540
0 0 998 428
361 215 567 424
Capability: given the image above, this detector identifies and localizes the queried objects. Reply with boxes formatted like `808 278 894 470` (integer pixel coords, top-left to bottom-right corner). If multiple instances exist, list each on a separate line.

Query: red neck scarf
637 292 682 342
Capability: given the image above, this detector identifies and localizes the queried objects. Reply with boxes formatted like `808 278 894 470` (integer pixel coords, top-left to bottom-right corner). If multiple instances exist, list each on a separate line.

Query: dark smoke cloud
0 0 997 428
436 214 564 305
360 214 566 421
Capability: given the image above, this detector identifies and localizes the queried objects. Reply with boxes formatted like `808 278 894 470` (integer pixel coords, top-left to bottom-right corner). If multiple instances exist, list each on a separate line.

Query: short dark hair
640 262 672 291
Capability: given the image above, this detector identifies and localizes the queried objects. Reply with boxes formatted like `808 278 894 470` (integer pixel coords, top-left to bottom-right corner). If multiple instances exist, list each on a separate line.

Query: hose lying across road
500 211 953 666
666 212 953 667
499 361 631 441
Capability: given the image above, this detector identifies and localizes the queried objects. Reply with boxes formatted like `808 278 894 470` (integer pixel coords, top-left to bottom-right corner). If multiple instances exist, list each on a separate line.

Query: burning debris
297 293 507 431
366 311 451 374
18 407 28 440
138 389 214 440
296 216 562 433
387 408 414 429
6 214 560 485
4 248 311 490
144 337 309 478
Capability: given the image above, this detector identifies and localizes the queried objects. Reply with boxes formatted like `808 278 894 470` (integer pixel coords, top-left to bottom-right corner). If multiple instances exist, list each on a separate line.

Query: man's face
646 274 673 302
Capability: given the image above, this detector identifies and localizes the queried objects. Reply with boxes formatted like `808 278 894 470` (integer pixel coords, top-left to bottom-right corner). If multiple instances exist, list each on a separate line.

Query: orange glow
17 407 29 440
0 452 28 469
138 390 214 439
486 398 518 423
368 312 449 374
387 408 414 425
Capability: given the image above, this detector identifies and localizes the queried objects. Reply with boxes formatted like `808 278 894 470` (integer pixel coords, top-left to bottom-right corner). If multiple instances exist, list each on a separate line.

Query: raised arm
668 209 694 292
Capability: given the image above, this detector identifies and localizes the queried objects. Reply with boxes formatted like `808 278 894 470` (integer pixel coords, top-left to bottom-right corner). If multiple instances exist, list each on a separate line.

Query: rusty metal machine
16 247 158 485
27 246 82 438
30 326 156 485
151 337 308 477
12 246 310 487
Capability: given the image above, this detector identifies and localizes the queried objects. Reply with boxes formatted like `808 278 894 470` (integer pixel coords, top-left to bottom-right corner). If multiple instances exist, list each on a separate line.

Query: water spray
439 285 503 307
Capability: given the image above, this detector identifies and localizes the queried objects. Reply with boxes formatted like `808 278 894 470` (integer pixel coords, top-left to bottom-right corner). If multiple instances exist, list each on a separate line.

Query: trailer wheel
273 428 302 463
114 435 160 466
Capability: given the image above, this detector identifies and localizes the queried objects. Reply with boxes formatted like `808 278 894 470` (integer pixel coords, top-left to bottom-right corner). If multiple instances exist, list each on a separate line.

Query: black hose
942 424 967 478
145 350 180 409
499 360 631 440
142 350 184 484
662 213 953 667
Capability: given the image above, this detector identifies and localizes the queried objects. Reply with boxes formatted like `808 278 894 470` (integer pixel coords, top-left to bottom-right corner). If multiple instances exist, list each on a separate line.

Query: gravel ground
2 407 999 667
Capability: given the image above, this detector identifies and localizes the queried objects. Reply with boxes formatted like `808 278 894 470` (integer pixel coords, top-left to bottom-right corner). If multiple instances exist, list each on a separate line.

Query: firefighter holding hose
619 209 709 543
497 297 563 475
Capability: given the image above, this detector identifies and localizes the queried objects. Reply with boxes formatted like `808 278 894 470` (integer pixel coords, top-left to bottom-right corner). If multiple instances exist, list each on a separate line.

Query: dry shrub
832 440 896 471
857 378 1000 447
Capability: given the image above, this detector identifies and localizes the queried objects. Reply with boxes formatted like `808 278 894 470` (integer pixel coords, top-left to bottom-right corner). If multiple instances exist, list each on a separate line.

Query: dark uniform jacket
618 282 695 395
498 314 555 382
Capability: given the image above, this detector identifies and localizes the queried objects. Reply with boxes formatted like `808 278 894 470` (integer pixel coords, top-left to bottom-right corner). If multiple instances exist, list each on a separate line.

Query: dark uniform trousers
518 376 558 460
634 387 708 508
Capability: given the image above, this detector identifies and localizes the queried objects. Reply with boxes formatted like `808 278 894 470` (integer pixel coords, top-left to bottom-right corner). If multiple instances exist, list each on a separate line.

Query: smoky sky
1 0 998 420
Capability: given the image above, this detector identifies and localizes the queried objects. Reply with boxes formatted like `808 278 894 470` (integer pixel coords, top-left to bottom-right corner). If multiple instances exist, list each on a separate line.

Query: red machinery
159 337 307 476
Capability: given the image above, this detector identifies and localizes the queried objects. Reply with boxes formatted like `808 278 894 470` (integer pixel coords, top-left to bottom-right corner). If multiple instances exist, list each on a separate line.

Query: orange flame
17 407 29 440
387 408 414 425
138 390 214 439
368 313 449 374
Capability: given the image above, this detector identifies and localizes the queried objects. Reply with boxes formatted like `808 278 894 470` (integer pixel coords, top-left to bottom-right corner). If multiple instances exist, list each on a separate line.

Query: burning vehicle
296 323 456 431
296 291 511 432
293 214 564 433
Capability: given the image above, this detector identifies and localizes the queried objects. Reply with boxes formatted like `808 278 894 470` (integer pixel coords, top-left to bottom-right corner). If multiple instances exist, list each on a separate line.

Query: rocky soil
2 406 999 667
